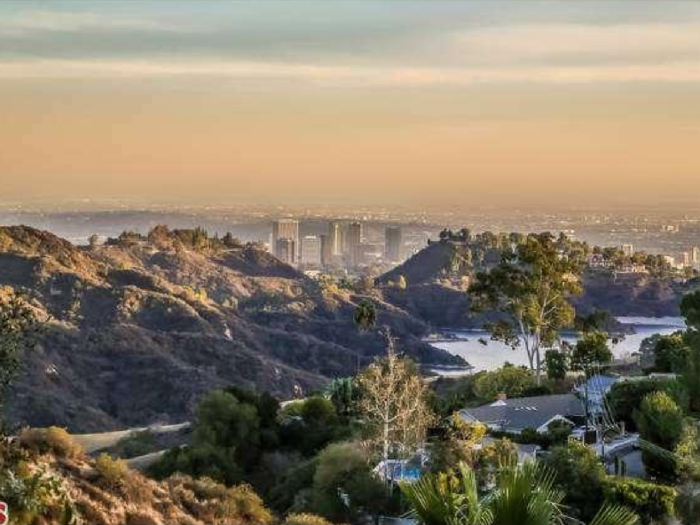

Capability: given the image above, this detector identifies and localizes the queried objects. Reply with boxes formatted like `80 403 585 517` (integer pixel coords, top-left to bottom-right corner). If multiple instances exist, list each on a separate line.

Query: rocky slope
0 226 462 432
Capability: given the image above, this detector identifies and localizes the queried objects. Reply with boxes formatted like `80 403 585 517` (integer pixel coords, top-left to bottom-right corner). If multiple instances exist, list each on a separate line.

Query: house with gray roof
459 393 586 434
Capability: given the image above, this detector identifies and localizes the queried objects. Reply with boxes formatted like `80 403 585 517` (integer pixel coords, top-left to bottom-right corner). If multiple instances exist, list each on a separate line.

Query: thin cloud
0 10 191 36
451 23 700 63
1 57 699 85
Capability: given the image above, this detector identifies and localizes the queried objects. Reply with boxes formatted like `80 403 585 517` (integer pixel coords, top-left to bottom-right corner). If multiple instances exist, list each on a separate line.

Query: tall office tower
301 235 321 265
693 246 700 264
272 219 299 257
320 234 332 266
345 222 362 266
275 238 295 265
328 221 343 256
384 226 402 262
621 244 634 257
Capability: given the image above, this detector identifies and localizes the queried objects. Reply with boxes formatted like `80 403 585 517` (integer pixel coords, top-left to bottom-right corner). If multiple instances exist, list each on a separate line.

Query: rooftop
460 394 586 433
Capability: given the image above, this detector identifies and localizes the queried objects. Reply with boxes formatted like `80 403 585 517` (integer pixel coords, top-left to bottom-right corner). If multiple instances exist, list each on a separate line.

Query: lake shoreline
427 316 685 374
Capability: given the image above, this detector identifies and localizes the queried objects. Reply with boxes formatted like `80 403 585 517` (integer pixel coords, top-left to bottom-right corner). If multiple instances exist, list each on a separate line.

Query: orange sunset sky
2 1 700 208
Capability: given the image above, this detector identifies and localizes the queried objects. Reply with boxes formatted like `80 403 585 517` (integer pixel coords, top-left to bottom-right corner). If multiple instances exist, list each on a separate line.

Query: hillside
573 269 690 318
0 428 277 525
378 239 500 287
0 226 463 432
378 239 696 328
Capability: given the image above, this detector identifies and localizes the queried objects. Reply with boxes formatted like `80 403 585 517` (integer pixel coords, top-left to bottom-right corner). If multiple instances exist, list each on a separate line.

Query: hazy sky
2 1 700 209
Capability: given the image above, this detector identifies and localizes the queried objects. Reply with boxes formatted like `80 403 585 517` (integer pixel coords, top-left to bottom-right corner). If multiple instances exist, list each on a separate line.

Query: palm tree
486 460 564 525
401 463 491 525
400 461 638 525
588 504 638 525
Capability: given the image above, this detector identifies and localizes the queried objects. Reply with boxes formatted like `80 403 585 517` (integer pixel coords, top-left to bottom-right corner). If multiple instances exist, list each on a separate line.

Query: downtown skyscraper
272 219 299 258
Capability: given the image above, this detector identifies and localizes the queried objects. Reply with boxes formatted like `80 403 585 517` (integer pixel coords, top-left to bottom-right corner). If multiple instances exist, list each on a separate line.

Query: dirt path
71 422 191 453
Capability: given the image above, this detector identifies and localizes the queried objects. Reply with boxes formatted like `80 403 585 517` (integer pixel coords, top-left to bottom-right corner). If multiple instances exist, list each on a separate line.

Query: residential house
459 394 586 434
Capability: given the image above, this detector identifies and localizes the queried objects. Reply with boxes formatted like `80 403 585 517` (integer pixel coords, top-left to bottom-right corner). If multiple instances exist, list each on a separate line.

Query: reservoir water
430 317 686 373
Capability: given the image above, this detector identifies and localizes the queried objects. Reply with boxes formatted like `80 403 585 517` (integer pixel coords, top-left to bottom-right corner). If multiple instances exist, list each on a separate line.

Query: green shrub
634 391 684 480
148 443 242 485
544 441 607 523
279 396 345 456
112 430 157 459
547 419 572 446
570 331 613 370
266 456 318 514
311 442 391 522
648 332 688 373
0 468 76 525
193 391 260 456
603 477 676 525
521 384 553 397
149 389 263 484
473 365 536 401
545 349 567 381
675 423 700 482
680 332 700 413
518 427 550 448
429 375 482 418
607 378 688 431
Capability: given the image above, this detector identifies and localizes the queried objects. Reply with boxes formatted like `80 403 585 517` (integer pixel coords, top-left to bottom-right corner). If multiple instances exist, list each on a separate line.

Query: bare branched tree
356 331 435 469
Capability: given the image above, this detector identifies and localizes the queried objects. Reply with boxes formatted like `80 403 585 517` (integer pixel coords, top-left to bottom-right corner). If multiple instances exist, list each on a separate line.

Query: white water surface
431 317 685 372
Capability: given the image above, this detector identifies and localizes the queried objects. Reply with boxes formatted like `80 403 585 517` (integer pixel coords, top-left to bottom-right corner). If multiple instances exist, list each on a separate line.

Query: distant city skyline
2 1 700 208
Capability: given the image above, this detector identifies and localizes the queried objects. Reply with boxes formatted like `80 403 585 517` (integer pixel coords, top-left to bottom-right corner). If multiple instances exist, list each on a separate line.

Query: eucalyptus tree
469 233 584 384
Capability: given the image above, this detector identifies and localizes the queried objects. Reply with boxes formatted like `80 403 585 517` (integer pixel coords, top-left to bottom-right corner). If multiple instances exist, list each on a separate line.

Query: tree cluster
0 288 40 422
